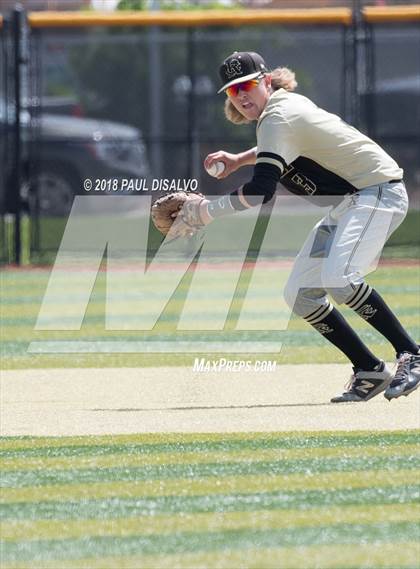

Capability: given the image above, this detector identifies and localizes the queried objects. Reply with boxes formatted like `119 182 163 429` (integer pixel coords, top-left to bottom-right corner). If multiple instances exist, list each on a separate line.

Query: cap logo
224 58 242 79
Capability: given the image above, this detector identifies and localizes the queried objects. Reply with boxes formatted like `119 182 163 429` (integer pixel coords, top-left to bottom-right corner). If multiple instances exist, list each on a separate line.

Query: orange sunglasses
225 76 263 98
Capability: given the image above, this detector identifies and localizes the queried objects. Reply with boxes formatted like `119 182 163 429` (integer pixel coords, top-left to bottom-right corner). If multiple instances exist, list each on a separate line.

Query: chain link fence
0 3 419 262
362 20 420 199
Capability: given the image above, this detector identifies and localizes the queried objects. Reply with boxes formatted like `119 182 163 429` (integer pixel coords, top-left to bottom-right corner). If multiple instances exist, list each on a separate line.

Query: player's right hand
204 151 240 179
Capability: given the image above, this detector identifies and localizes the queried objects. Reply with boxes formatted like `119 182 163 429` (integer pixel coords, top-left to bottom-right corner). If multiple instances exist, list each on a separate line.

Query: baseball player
166 51 420 402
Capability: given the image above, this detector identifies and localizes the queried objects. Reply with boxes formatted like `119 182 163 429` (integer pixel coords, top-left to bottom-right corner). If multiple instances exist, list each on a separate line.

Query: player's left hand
180 196 212 229
151 191 211 240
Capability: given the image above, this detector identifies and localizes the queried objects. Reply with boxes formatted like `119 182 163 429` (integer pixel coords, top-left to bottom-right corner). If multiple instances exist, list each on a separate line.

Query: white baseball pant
283 181 409 318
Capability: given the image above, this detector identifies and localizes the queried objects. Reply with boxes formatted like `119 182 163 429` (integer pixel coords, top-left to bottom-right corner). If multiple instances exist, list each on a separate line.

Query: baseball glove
151 191 205 238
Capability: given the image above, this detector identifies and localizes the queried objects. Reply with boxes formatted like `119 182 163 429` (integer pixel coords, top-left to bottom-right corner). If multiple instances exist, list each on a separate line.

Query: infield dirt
1 364 419 436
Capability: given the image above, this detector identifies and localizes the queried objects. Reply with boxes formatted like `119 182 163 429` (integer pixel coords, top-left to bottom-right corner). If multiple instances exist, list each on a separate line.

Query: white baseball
206 161 225 178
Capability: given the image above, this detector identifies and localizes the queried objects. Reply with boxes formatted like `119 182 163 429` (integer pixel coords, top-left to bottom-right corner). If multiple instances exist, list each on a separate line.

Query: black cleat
331 361 392 403
384 350 420 401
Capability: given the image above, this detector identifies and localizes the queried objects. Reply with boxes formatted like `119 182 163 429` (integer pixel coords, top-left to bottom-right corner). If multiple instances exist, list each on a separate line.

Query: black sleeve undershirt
230 162 282 210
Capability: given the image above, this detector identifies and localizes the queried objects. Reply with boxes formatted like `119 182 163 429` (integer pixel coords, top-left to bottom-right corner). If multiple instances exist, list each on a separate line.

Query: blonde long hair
224 66 297 125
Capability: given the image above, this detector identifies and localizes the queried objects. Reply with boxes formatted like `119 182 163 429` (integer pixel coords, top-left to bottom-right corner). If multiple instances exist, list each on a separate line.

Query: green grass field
1 431 419 568
1 261 419 369
1 260 419 568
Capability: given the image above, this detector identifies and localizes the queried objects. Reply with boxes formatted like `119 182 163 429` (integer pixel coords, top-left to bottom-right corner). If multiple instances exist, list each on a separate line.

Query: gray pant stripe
344 187 383 287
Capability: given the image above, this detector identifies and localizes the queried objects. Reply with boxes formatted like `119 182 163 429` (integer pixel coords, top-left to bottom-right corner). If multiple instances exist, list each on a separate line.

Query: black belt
349 179 402 195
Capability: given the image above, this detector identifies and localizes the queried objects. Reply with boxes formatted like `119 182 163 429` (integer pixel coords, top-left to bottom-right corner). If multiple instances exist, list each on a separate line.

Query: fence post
352 0 370 131
351 0 360 128
148 0 163 177
342 17 355 123
11 5 25 265
364 17 376 139
186 27 200 182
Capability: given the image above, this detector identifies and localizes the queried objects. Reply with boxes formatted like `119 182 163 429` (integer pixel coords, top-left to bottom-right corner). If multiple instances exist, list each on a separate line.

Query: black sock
346 284 418 355
304 302 381 370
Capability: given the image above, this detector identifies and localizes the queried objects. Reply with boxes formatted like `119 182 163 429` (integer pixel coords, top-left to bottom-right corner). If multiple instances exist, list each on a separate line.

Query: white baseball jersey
255 89 403 196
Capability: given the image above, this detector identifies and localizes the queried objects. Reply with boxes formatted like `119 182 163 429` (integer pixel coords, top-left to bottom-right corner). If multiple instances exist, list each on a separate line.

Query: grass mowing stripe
1 522 418 562
2 504 419 541
4 307 420 326
2 455 419 488
3 443 418 472
0 347 406 368
1 485 418 521
1 469 416 503
1 431 419 456
2 542 419 569
6 332 420 353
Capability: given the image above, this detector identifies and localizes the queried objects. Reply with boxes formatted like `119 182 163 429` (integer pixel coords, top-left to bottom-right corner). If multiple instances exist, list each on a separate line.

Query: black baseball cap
218 51 269 94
